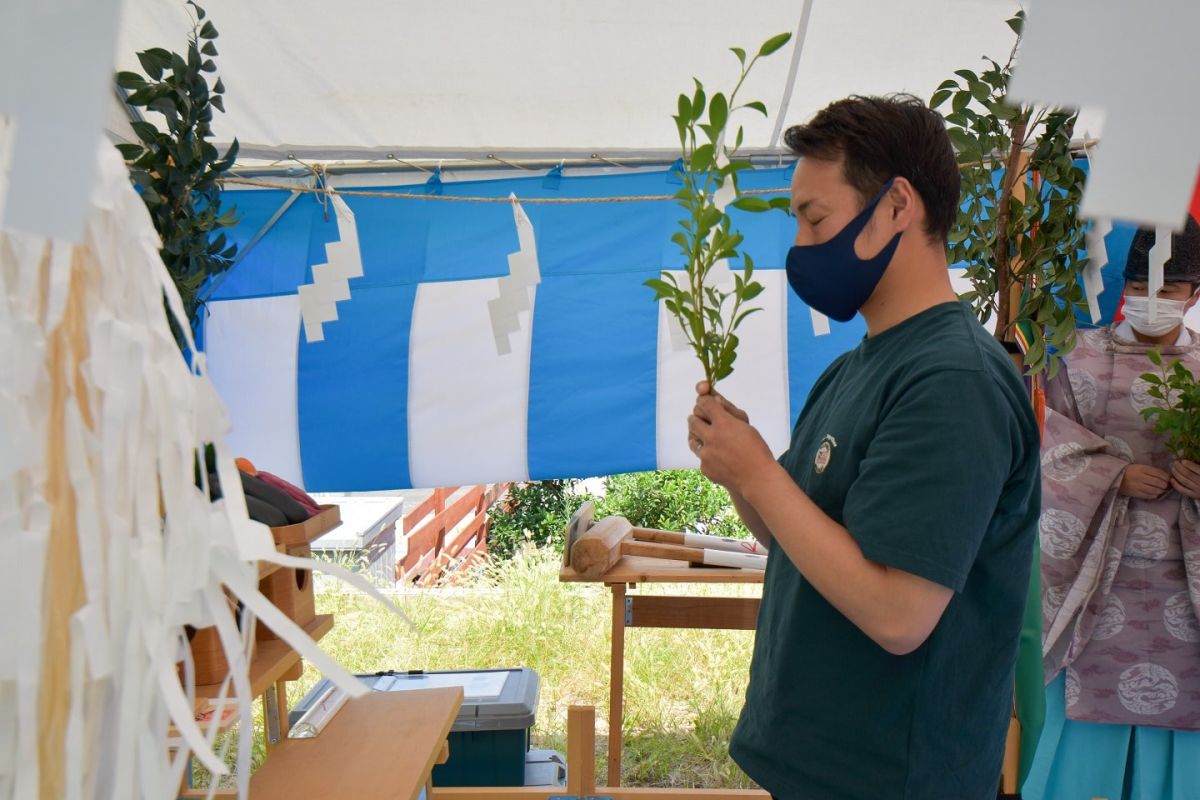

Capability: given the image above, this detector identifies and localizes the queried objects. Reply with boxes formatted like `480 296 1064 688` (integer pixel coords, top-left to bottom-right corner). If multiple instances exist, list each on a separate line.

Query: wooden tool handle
623 540 705 564
630 528 686 547
632 527 768 556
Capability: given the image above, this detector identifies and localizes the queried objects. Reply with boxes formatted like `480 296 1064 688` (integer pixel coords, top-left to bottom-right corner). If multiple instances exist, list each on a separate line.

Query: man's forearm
729 487 773 548
739 461 950 655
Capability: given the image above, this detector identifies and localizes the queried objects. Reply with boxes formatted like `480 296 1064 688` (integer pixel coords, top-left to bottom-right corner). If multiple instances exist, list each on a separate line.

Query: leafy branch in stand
1140 350 1200 462
645 32 793 387
931 10 1089 378
115 1 239 340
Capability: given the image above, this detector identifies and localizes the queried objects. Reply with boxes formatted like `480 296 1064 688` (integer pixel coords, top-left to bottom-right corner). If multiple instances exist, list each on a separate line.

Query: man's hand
688 382 774 494
687 381 749 454
1171 459 1200 499
1120 464 1171 500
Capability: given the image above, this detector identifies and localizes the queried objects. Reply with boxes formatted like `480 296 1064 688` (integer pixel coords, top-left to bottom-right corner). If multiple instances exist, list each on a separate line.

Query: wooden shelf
249 687 463 800
270 504 341 548
195 614 334 700
560 555 765 585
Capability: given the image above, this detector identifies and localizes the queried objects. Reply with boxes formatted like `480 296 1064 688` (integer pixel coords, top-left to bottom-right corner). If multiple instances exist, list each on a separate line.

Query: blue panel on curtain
786 290 867 428
727 165 793 270
296 284 417 491
527 271 659 479
524 170 679 277
209 192 335 300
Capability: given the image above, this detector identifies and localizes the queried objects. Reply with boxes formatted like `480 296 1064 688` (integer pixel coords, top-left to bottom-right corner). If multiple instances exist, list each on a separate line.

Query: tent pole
769 0 816 150
196 189 302 307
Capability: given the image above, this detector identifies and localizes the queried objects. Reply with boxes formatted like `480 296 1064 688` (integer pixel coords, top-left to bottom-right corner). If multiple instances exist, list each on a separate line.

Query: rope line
218 176 790 204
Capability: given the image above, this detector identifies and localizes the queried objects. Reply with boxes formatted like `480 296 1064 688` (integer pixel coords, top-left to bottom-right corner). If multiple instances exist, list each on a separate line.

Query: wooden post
39 256 91 800
567 705 596 797
608 583 627 787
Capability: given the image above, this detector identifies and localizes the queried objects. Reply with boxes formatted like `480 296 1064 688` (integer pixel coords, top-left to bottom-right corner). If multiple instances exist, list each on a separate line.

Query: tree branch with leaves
115 1 239 335
932 10 1089 377
645 33 793 387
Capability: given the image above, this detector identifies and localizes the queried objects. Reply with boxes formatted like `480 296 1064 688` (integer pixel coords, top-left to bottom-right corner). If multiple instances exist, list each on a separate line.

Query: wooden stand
250 687 463 800
560 556 763 788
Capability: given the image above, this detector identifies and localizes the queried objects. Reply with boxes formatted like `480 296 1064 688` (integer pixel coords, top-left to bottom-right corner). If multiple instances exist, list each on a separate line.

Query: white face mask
1122 295 1189 337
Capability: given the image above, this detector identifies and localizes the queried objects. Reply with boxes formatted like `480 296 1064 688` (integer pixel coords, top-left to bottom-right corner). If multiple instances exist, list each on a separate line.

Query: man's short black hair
783 94 960 243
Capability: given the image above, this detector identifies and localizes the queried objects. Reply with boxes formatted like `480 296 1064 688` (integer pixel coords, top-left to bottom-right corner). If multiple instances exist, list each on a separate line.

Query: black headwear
1124 213 1200 283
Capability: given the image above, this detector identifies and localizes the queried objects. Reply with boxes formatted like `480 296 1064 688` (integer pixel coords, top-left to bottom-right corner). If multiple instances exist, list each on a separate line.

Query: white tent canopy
115 0 1031 163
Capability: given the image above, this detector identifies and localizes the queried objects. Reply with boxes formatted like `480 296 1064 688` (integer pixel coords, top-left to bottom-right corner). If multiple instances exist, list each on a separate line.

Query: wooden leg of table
608 583 626 788
275 680 291 740
567 705 597 796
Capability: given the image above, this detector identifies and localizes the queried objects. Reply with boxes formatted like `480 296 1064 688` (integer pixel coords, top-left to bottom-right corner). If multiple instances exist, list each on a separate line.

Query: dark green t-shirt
729 302 1040 800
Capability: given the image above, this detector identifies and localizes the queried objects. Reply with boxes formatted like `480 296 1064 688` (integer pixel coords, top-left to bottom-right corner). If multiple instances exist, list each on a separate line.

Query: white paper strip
0 143 408 800
297 195 363 343
0 0 123 242
1083 218 1111 324
1148 227 1171 323
488 197 541 355
1008 0 1200 229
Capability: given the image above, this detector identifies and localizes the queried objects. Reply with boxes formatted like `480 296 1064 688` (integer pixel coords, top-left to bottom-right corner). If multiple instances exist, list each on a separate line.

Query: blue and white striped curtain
201 163 1140 492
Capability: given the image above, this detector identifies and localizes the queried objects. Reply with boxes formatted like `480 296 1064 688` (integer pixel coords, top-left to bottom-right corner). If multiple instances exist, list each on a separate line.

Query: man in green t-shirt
687 95 1041 800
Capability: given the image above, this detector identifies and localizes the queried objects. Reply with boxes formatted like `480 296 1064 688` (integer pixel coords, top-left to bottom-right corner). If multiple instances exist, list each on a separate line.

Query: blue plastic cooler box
290 667 540 787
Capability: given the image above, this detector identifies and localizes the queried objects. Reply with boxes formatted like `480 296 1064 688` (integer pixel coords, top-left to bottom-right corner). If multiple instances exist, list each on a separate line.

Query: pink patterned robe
1040 323 1200 729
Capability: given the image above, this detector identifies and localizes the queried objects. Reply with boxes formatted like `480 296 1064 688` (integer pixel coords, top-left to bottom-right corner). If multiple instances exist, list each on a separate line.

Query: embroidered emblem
814 434 837 474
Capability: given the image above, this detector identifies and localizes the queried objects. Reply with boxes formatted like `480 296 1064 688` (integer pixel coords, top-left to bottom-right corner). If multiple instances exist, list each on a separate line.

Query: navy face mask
785 178 901 322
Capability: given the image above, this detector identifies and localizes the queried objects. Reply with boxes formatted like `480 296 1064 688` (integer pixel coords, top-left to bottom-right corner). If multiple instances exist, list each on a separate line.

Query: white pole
769 0 816 149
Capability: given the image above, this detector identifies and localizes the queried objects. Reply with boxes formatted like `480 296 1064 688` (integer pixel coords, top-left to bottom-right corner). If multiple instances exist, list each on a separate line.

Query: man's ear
886 177 921 233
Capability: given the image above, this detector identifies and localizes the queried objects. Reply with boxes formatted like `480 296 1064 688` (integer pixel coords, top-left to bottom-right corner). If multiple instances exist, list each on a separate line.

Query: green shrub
598 470 748 540
486 480 595 560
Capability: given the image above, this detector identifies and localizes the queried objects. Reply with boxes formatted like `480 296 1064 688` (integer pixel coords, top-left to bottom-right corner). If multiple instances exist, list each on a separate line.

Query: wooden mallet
569 516 766 578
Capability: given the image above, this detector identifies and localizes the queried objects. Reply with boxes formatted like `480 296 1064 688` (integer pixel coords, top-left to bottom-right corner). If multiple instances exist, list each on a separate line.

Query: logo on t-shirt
814 434 837 474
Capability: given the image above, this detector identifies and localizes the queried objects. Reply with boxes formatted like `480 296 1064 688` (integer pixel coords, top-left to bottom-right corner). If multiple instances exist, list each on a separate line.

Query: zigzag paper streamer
488 196 540 355
1083 218 1111 324
1147 226 1171 323
298 194 363 343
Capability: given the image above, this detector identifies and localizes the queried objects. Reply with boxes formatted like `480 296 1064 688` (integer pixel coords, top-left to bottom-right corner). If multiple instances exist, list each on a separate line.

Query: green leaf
730 47 746 66
199 20 218 39
742 100 768 117
954 69 979 83
758 32 792 57
678 94 692 124
116 71 148 90
952 91 970 113
1148 349 1164 367
692 143 715 173
645 278 678 298
733 307 761 328
115 143 144 160
930 89 952 109
201 40 218 57
740 281 765 301
1006 15 1024 36
709 92 728 131
730 196 769 213
691 80 706 122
